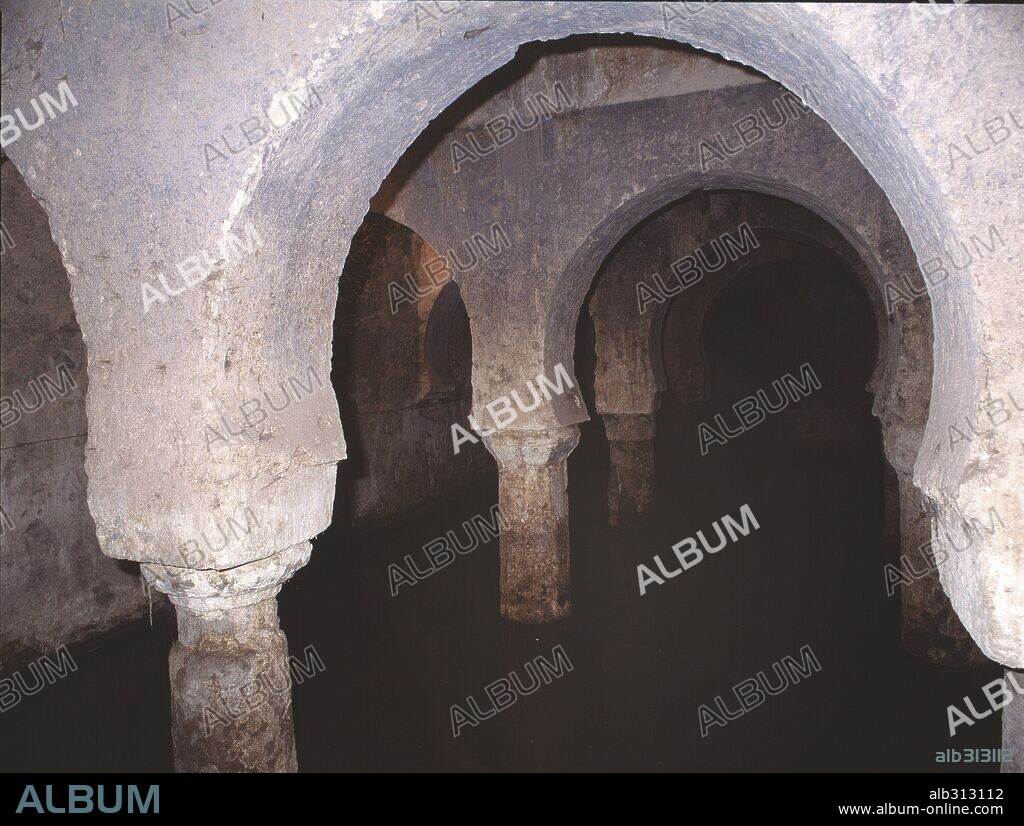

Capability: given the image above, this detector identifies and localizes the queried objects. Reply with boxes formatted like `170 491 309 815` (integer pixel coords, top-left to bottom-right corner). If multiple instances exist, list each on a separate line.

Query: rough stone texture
590 191 900 416
590 188 980 664
809 3 1022 673
483 427 579 622
604 413 656 525
456 37 767 128
1004 670 1024 774
142 541 310 772
0 0 1020 768
380 57 961 647
0 159 157 662
380 59 940 484
167 600 296 773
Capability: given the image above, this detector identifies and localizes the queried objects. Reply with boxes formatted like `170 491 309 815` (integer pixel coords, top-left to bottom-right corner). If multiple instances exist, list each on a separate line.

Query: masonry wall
334 214 493 527
0 160 156 663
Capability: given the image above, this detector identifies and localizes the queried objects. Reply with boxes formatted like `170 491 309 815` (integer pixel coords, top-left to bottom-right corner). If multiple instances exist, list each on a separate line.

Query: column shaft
604 414 656 525
484 427 579 623
169 599 297 773
143 541 311 772
1002 670 1023 774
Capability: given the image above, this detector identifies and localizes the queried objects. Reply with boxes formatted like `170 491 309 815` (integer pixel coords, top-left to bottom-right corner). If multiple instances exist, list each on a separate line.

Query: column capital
142 541 311 614
482 426 580 468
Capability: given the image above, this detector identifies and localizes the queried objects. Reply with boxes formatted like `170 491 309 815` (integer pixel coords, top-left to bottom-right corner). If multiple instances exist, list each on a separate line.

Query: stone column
897 476 986 666
142 541 311 773
604 413 656 525
1003 670 1024 774
483 427 580 623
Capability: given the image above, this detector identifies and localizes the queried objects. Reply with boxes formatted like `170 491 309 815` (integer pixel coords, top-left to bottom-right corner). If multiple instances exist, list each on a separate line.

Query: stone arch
566 176 930 450
3 4 1012 774
692 250 878 400
553 172 903 369
224 15 991 653
229 14 974 466
648 224 889 407
332 211 483 526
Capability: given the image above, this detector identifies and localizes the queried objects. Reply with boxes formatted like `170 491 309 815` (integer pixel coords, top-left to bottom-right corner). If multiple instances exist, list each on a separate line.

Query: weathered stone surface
0 1 1020 773
142 541 310 772
898 475 986 666
1 159 158 661
590 187 979 663
604 414 656 525
334 214 491 525
167 600 296 773
483 427 579 623
1003 670 1024 774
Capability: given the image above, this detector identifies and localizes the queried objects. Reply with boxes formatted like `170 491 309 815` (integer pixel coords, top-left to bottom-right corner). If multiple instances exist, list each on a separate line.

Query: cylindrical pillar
483 427 580 623
604 413 656 525
143 541 311 772
1003 669 1024 774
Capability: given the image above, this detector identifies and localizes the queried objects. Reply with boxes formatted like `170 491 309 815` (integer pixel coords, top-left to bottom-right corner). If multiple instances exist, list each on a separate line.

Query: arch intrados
231 11 973 494
647 222 889 383
548 173 907 421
